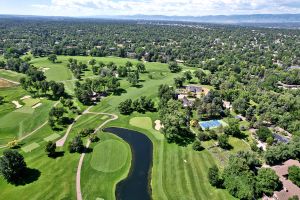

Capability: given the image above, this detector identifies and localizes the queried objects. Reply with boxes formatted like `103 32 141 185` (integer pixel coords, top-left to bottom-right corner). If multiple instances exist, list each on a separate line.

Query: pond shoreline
104 127 153 200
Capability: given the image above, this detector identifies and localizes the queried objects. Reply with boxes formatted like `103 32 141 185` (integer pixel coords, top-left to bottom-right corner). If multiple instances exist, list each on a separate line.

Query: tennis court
199 120 223 129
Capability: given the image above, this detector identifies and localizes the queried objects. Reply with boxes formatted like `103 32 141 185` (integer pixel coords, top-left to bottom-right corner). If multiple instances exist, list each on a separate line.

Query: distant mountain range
98 14 300 23
1 14 300 24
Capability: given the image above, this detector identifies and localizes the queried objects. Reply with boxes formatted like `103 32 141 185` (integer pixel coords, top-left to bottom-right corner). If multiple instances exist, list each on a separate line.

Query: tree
89 58 96 66
127 72 139 86
256 126 273 142
256 168 281 196
218 134 230 149
49 81 65 99
194 69 207 84
0 96 3 105
118 99 133 115
158 84 174 100
168 62 182 73
208 165 222 188
125 61 133 71
288 166 300 187
192 140 204 151
183 71 193 82
45 141 56 157
174 77 185 88
224 120 242 138
0 150 27 183
48 54 57 63
136 62 146 73
68 136 84 153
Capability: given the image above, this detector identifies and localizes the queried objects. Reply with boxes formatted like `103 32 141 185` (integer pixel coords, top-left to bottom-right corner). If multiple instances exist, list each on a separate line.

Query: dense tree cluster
209 151 282 200
118 96 155 114
265 137 300 165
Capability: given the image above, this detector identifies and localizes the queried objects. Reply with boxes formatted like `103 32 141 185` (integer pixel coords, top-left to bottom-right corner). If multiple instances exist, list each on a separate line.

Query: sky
0 0 300 17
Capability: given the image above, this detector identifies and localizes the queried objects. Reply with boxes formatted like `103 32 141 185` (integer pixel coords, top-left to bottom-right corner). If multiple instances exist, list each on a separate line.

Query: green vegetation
288 166 300 187
90 140 129 172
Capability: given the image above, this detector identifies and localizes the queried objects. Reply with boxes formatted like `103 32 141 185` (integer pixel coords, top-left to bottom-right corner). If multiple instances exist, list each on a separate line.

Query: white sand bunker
41 68 50 72
12 101 22 108
20 95 31 100
154 120 164 131
32 103 42 109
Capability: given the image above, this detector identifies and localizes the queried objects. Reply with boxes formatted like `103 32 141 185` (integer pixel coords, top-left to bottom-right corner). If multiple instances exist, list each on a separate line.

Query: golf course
0 55 235 200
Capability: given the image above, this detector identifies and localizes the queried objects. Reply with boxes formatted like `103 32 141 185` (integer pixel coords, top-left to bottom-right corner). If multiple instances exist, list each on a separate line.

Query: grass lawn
90 139 129 172
0 69 25 82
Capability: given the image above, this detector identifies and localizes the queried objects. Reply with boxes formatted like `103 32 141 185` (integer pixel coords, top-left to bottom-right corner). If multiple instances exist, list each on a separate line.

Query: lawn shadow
48 151 65 159
84 147 93 154
12 168 41 186
113 88 127 96
132 84 143 88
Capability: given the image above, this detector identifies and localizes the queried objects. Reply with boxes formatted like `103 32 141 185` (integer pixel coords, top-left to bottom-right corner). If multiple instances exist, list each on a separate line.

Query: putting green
129 117 153 130
90 140 129 173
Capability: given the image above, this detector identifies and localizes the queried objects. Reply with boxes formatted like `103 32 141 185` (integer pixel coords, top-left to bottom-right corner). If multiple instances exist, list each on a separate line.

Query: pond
104 127 153 200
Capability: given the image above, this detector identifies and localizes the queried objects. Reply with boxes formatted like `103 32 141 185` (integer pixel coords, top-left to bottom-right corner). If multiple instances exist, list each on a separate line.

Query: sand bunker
12 100 22 108
154 120 164 131
32 103 42 109
20 95 31 100
41 68 50 72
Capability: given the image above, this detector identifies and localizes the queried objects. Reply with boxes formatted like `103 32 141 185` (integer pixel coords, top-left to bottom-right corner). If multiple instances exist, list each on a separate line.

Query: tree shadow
113 88 127 96
11 168 41 186
84 147 93 154
48 151 65 159
132 84 143 88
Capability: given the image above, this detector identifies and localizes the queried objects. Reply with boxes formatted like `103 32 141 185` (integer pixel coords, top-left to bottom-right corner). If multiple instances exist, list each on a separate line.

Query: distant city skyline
0 0 300 17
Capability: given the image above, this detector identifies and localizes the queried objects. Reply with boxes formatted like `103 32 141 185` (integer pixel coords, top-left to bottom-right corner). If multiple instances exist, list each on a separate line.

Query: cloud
31 0 300 16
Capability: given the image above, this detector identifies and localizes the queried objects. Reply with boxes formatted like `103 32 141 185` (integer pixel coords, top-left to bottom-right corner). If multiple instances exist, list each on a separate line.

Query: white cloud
31 0 300 16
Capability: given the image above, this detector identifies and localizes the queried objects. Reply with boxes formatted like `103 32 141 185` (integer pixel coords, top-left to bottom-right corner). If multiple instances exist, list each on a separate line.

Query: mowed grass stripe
152 140 168 200
176 147 192 199
162 143 179 199
182 149 199 200
196 152 213 197
186 150 206 199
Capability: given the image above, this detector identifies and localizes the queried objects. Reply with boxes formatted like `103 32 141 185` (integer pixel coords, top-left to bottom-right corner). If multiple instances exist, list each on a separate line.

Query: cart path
56 106 93 147
76 112 118 200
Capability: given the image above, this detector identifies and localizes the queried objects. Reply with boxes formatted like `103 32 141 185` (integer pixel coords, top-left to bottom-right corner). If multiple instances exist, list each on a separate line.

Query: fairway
129 117 153 130
90 140 129 173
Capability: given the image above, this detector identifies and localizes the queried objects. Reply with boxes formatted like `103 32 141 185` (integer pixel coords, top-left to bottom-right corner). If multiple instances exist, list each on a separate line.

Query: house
269 160 300 200
186 85 203 93
182 97 195 107
223 101 232 109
